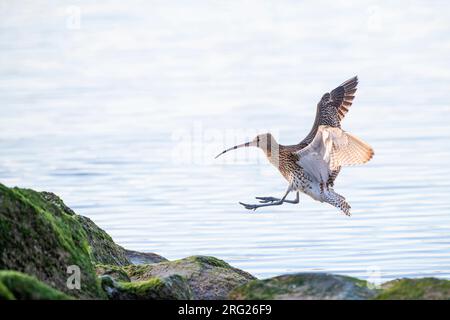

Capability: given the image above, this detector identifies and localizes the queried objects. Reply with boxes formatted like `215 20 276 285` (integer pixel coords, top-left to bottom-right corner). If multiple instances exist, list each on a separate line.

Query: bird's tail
324 189 351 216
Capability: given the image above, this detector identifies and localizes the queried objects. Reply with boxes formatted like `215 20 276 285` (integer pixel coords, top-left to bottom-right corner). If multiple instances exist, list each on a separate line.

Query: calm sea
1 1 450 282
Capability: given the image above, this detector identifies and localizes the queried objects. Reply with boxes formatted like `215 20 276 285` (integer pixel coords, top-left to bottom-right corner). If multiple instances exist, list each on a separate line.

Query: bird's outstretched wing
296 125 373 183
297 76 358 150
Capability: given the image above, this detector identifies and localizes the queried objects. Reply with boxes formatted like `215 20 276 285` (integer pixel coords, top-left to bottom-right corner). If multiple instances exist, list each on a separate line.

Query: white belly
289 173 324 202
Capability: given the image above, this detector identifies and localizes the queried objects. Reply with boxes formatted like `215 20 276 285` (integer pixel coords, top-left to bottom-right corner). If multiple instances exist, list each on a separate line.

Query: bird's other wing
297 76 358 149
296 125 373 183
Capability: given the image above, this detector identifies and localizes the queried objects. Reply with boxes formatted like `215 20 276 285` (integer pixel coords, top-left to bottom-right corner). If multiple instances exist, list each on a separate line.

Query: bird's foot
239 202 259 211
255 196 280 203
239 200 284 210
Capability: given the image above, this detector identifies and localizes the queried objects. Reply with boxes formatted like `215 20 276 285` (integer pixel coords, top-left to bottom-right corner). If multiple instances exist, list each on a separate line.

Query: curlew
215 76 374 215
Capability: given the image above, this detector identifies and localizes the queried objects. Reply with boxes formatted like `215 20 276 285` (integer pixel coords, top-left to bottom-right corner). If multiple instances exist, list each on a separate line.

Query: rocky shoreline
1 183 449 300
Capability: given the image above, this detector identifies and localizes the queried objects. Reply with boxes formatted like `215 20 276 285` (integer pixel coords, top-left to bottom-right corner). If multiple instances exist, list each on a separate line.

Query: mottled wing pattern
296 76 358 186
332 76 358 122
296 125 373 183
298 76 359 148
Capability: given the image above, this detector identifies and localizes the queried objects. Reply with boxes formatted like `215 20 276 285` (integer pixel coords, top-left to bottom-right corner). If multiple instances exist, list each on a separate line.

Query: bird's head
215 133 278 159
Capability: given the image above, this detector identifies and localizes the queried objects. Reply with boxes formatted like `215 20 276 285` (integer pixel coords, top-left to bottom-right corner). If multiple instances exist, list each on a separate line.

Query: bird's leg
239 188 291 211
256 191 299 204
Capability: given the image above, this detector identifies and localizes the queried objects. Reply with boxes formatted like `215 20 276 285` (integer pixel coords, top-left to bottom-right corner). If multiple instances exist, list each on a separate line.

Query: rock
0 282 14 300
75 215 130 266
229 273 377 300
0 183 105 299
0 270 72 300
100 274 192 300
125 249 168 265
123 255 256 300
6 183 450 301
40 192 76 216
375 278 450 300
95 264 131 282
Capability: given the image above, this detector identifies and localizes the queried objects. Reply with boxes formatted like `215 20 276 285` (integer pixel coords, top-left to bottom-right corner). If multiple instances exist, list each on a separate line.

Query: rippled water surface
1 1 450 282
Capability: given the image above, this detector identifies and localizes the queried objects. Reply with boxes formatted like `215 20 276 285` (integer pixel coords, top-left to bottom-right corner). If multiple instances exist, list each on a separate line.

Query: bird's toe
239 202 251 209
255 196 278 203
239 202 258 211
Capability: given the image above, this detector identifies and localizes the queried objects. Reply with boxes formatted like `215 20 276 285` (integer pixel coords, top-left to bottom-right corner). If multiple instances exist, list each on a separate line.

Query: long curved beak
215 141 255 159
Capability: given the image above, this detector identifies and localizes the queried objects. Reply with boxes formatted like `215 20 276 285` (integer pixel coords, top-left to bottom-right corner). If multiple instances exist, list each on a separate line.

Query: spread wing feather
298 76 359 149
297 125 374 183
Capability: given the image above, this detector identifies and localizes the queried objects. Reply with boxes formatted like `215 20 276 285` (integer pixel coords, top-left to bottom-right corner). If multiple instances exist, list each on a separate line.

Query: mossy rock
0 270 72 300
76 215 130 266
0 183 105 299
123 255 256 300
0 280 14 300
100 274 192 300
96 264 131 282
375 278 450 300
40 192 77 216
229 273 377 300
124 250 168 265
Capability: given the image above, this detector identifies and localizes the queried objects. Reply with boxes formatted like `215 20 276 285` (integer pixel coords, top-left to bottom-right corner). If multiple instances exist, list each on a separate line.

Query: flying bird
215 76 373 216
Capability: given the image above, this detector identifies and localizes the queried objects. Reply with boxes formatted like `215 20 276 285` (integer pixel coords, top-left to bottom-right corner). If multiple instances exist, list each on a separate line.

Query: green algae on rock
0 183 104 299
3 182 450 301
75 215 130 266
0 280 14 300
40 191 77 216
0 271 72 300
375 278 450 300
122 255 256 300
100 274 192 300
229 273 377 300
96 264 131 283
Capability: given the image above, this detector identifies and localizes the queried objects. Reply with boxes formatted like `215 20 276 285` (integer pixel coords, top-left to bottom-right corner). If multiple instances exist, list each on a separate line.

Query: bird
215 76 373 216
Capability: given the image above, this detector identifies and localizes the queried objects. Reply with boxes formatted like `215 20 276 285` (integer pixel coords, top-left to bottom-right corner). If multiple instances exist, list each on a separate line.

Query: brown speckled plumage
217 76 373 216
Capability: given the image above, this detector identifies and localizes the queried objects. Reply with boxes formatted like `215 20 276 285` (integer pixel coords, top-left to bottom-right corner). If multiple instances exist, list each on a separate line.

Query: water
1 1 450 283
